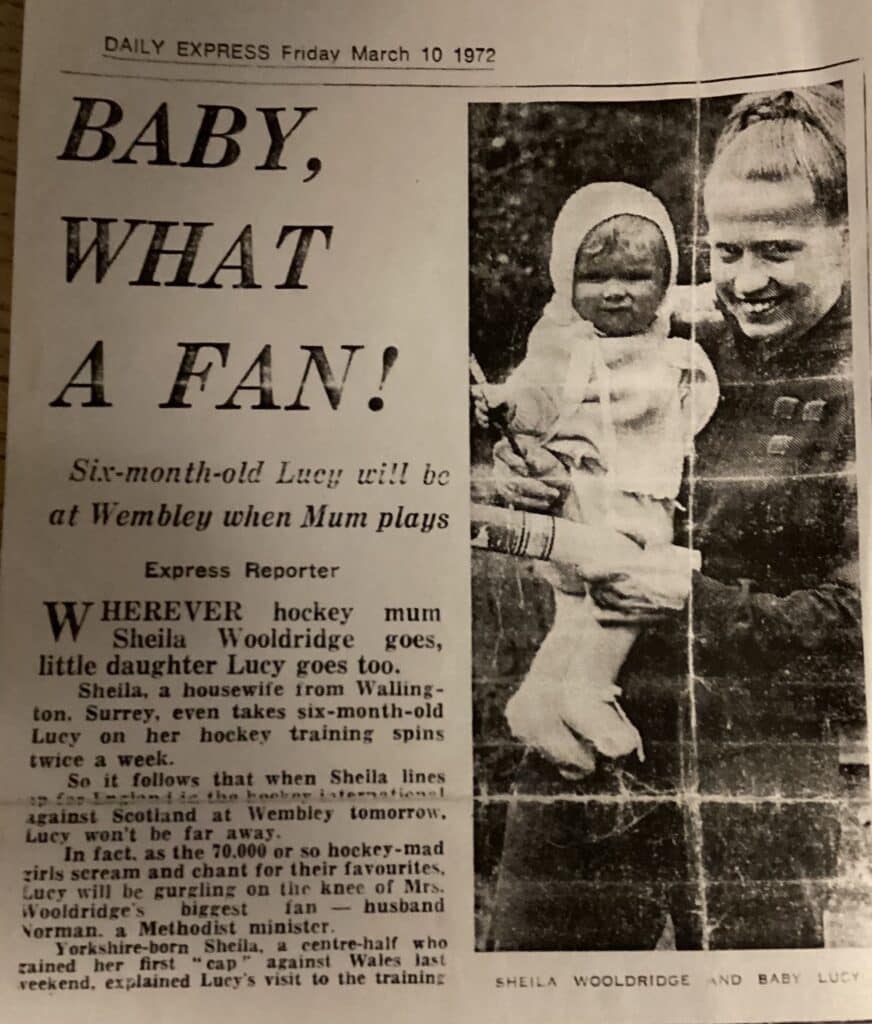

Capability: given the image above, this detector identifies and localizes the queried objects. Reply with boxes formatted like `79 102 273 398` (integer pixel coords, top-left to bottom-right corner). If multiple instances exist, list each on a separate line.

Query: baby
475 181 719 769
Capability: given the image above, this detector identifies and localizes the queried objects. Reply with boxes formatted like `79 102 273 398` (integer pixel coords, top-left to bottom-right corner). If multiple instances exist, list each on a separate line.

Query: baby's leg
505 592 596 771
554 590 644 759
555 481 675 760
504 480 674 767
605 489 675 548
506 588 643 766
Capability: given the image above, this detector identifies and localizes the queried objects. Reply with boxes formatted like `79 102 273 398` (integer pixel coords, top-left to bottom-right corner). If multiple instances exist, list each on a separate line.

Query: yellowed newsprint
2 1 872 1021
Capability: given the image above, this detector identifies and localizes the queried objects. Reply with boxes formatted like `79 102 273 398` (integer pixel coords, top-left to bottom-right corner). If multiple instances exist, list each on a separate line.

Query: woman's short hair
707 84 847 223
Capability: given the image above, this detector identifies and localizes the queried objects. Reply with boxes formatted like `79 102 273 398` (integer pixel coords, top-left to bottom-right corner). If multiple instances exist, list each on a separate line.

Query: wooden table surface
0 0 23 531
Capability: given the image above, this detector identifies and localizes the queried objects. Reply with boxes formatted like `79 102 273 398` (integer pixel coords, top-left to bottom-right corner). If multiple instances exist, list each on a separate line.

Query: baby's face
572 214 670 336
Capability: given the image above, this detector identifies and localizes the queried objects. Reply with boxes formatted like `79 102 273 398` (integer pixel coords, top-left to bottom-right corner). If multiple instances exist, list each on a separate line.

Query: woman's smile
704 176 846 345
734 292 782 320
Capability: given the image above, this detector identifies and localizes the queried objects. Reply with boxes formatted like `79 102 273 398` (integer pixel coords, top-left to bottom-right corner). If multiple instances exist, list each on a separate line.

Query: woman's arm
593 567 861 670
491 438 862 666
689 572 861 671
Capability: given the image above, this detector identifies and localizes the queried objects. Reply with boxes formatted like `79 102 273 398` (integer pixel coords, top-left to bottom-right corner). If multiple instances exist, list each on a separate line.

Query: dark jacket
615 292 864 927
478 293 865 949
689 291 860 677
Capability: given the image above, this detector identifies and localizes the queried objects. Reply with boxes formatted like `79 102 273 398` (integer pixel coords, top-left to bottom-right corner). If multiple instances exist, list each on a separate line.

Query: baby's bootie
548 589 646 761
557 677 645 761
505 675 596 774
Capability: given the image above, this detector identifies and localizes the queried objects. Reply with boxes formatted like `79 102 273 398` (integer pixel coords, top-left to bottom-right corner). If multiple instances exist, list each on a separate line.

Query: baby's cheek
572 289 599 317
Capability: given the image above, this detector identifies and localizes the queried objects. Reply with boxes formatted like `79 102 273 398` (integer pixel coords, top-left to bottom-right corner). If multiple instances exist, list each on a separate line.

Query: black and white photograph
470 83 870 951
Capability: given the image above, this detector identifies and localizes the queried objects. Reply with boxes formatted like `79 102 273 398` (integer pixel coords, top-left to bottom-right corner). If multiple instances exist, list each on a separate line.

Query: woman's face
705 174 846 346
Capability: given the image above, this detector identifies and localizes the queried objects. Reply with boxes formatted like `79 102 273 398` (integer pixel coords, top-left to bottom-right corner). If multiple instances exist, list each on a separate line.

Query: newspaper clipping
1 2 872 1022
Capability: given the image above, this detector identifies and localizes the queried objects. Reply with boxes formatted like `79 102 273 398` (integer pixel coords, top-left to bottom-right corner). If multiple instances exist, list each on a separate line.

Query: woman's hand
470 384 515 429
492 436 570 512
590 544 696 618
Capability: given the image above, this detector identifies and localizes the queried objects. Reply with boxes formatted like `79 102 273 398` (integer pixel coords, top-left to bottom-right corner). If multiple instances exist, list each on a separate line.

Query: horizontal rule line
483 876 872 891
692 468 856 484
62 55 860 90
477 792 865 807
61 69 496 88
718 374 853 388
103 53 495 73
473 468 857 487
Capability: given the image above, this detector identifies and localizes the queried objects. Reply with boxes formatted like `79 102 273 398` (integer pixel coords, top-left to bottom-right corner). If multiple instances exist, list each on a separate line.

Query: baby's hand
493 437 570 511
470 384 515 430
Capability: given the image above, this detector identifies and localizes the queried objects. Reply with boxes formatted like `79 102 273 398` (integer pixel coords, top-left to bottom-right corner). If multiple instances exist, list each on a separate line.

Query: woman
488 85 863 950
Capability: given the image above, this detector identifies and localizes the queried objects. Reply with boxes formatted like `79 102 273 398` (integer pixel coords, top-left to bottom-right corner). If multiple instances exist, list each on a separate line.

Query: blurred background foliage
469 96 737 383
